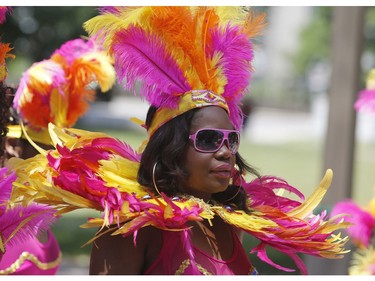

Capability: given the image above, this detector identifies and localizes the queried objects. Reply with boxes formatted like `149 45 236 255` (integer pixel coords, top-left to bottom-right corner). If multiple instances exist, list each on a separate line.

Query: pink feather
330 199 375 248
98 6 122 15
209 25 253 99
209 25 254 129
0 205 57 248
91 137 141 162
0 167 57 250
0 7 11 24
251 242 298 273
51 38 97 65
111 25 191 108
243 175 304 212
354 89 375 114
0 168 16 213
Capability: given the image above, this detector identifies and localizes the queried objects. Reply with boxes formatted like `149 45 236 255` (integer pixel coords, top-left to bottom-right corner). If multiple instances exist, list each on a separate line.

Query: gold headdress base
148 90 229 137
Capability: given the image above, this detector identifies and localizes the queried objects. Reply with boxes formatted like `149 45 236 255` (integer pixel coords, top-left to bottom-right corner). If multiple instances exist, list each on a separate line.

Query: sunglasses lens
228 132 239 153
195 130 224 152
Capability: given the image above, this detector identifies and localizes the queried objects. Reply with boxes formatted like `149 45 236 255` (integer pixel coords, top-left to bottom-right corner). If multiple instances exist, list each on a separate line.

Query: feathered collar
6 124 351 274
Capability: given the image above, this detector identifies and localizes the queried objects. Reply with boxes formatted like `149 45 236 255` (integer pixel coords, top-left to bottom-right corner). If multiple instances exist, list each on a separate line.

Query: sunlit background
2 6 375 275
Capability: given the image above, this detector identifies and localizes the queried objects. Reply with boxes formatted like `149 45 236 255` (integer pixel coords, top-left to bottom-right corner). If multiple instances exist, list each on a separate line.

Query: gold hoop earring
224 175 243 202
152 161 162 196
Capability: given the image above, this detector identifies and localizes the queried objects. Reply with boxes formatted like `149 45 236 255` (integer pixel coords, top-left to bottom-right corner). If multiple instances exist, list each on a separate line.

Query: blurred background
2 6 375 275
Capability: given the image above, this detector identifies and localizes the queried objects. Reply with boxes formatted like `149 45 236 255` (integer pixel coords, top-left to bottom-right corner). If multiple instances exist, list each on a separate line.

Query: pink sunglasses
189 128 240 154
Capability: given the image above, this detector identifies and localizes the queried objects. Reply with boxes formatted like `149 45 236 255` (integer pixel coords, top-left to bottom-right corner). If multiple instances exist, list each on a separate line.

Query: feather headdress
12 38 116 145
84 6 266 135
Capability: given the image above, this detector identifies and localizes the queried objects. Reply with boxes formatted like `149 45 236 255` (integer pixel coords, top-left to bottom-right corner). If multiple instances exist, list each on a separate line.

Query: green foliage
293 7 375 77
292 7 333 76
365 8 375 58
1 7 97 62
51 211 97 256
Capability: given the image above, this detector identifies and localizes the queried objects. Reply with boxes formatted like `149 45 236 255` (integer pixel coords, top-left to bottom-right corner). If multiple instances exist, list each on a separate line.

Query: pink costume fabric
0 229 61 275
145 228 257 275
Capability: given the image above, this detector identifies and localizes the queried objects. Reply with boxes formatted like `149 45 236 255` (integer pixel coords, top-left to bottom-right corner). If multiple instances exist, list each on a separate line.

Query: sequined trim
0 250 62 275
175 259 212 275
175 258 257 275
249 264 258 275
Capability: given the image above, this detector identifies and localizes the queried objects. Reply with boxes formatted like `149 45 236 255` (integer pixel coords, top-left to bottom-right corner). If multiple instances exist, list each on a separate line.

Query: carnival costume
7 7 350 275
330 69 375 275
0 10 116 274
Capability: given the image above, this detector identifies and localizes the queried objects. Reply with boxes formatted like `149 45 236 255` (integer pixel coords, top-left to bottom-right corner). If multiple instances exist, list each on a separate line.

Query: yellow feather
50 88 68 127
83 7 153 53
214 207 277 233
74 52 116 92
47 123 111 150
243 9 268 38
47 123 64 147
368 197 375 217
98 157 147 196
19 122 48 156
213 6 248 27
164 204 174 219
287 169 333 219
0 235 4 253
207 52 227 94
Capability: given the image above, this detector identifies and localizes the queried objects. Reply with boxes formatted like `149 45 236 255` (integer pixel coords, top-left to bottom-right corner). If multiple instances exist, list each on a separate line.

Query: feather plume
330 199 375 248
234 169 349 273
13 60 67 129
0 205 57 248
112 26 190 108
354 69 375 114
243 175 304 212
243 9 268 38
0 167 57 251
0 168 16 213
14 38 115 131
0 6 11 24
355 89 375 114
287 169 332 219
83 7 153 52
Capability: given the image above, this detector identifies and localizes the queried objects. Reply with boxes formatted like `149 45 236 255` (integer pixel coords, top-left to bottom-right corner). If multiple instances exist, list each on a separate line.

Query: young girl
7 6 350 275
90 104 260 274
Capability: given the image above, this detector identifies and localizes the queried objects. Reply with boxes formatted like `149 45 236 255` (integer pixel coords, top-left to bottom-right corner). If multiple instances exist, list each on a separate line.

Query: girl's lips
211 164 232 178
210 170 231 179
211 164 232 172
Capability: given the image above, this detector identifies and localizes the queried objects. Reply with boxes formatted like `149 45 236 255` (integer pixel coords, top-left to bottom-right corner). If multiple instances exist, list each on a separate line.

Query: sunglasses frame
189 128 240 154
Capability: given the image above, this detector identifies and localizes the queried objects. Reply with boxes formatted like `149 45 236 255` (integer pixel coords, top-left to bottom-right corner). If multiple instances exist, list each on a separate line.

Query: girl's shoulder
89 225 163 274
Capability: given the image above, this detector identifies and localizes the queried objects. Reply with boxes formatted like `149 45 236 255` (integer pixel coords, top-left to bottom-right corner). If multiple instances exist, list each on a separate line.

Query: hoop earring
152 161 162 196
224 175 243 202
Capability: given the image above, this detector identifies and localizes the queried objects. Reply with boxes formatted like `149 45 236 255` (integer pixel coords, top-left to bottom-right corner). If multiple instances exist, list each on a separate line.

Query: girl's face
181 106 237 201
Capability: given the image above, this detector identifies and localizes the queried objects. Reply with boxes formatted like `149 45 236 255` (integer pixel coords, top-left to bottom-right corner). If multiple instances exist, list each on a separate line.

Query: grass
52 128 375 274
